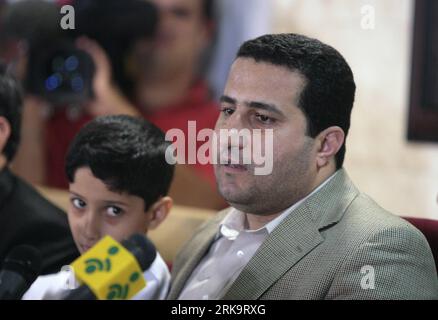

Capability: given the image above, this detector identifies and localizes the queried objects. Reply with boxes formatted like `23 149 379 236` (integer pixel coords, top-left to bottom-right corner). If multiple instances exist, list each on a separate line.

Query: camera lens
65 56 79 72
71 76 84 92
45 73 62 91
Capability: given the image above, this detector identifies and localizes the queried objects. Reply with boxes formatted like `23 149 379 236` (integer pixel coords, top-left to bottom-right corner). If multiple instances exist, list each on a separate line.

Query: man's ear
315 126 345 169
147 196 173 230
0 117 11 155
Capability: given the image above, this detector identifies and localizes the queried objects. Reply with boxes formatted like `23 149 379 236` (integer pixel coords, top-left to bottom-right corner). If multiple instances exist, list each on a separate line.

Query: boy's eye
106 206 124 217
71 198 86 209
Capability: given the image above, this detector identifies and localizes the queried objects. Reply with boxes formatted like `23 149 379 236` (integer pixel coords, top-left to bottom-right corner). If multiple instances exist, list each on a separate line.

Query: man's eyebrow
219 95 236 105
220 95 285 117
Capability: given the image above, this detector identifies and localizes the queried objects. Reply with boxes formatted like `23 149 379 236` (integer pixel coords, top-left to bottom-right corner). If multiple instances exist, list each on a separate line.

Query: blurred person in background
0 64 79 275
2 0 225 210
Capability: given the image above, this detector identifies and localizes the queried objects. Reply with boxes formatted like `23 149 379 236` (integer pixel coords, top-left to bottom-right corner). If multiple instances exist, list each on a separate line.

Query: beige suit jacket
168 169 438 299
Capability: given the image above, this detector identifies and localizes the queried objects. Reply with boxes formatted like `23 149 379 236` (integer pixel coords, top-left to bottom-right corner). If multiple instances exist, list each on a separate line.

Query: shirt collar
219 171 339 239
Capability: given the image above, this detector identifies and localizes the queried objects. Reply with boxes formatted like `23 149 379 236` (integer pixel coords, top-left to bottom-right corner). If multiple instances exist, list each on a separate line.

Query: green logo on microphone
84 246 119 274
106 271 141 300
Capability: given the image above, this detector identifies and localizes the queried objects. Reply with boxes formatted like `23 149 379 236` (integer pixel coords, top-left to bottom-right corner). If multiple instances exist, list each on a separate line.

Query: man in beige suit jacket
168 34 438 299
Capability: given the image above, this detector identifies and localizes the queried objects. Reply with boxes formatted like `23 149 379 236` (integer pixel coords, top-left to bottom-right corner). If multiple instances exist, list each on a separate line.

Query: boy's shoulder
133 252 170 300
22 269 74 300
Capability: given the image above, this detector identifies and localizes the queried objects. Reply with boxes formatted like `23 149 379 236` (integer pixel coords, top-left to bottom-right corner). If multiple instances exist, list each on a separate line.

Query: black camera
26 39 95 106
2 0 157 106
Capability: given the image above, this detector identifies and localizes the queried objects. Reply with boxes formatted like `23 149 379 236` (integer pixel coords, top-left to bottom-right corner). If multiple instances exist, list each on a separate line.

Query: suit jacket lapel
222 202 323 299
310 169 359 231
167 210 229 299
222 169 359 299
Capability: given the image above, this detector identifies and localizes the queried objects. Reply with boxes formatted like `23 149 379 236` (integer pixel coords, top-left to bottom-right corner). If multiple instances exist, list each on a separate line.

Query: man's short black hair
0 63 22 162
237 33 356 169
65 115 174 211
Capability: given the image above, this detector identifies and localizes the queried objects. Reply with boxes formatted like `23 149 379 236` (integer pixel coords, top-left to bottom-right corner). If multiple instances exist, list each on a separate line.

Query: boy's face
67 167 153 254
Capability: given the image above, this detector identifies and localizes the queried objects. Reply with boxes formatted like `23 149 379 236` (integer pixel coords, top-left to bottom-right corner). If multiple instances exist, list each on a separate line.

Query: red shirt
46 81 219 189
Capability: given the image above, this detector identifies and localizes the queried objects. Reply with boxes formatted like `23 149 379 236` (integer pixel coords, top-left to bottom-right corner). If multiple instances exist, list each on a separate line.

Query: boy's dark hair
237 33 356 169
65 115 174 211
0 63 23 162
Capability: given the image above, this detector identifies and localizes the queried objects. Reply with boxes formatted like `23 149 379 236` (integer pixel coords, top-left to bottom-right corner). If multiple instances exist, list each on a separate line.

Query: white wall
271 0 438 219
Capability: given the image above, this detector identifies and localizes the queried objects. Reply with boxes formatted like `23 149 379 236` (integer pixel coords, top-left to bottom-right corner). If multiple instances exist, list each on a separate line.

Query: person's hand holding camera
75 37 140 117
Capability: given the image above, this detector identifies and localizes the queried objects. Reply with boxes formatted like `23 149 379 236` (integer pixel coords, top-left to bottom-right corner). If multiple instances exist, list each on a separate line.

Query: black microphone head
2 245 42 285
121 234 156 271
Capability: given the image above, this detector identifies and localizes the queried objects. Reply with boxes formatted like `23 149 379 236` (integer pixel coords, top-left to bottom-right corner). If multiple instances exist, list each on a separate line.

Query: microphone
0 245 42 300
64 234 156 300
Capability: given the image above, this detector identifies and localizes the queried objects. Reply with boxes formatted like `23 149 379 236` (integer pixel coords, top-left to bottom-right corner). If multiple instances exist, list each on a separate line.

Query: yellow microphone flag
70 235 146 300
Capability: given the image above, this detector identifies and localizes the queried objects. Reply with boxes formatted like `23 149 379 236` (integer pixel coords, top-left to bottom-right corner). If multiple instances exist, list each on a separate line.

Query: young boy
23 115 174 299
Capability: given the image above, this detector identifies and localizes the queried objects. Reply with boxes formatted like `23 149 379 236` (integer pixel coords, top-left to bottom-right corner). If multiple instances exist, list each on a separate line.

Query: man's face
148 0 209 69
214 58 317 215
67 167 151 254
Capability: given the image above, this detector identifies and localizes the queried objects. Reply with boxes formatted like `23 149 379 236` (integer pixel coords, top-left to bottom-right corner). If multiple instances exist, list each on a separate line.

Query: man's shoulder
341 192 425 242
8 173 67 218
0 171 69 237
265 190 437 299
324 191 435 276
0 172 78 274
311 169 425 245
319 193 438 299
